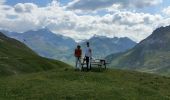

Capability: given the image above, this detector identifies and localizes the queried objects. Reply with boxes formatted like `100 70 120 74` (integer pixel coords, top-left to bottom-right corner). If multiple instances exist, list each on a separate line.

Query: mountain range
2 29 136 64
106 25 170 76
80 35 136 59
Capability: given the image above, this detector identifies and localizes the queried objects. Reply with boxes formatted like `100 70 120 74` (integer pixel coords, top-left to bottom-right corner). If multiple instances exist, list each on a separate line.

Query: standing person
74 45 82 71
85 42 92 70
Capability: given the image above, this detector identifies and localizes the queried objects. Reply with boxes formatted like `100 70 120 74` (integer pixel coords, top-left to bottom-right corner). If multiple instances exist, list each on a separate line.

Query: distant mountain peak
90 34 134 41
150 25 170 37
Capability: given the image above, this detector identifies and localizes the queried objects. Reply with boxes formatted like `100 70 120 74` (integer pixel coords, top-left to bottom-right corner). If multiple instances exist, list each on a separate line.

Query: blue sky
6 0 51 6
1 0 170 42
5 0 72 6
5 0 170 14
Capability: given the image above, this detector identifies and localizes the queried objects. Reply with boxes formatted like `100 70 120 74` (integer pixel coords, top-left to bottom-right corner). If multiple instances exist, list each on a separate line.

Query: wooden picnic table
81 58 109 70
92 59 109 69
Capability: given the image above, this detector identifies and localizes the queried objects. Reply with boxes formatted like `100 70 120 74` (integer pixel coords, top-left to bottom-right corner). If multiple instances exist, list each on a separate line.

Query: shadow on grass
81 67 107 73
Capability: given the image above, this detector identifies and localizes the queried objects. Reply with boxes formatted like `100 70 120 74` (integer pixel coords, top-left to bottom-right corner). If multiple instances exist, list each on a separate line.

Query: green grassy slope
0 32 70 76
0 69 170 100
106 26 170 76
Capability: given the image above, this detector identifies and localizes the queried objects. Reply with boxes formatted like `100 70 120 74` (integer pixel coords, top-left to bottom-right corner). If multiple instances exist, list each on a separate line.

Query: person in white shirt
84 42 92 70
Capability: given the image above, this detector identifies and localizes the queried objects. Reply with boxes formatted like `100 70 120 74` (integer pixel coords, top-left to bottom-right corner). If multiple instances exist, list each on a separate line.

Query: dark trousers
85 56 91 70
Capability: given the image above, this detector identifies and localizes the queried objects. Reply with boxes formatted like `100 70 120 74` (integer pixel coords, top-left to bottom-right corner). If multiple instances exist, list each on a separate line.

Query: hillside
106 26 170 76
0 68 170 100
3 29 76 64
0 31 170 100
0 32 70 76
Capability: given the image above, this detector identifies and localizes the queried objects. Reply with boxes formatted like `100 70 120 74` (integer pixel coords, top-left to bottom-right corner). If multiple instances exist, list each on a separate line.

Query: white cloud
0 0 169 43
132 0 162 8
14 3 38 13
49 10 163 42
66 0 162 11
162 6 170 16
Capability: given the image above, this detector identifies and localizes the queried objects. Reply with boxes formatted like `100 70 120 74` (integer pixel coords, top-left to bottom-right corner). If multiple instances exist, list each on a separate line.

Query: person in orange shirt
74 45 82 70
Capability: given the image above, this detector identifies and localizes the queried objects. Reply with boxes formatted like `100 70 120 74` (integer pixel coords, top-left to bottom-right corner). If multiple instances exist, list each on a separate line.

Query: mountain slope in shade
81 35 136 58
106 25 170 76
3 29 77 63
0 32 70 76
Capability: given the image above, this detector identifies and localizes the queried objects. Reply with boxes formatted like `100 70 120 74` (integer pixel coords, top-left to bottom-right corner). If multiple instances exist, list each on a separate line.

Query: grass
0 68 170 100
0 32 70 76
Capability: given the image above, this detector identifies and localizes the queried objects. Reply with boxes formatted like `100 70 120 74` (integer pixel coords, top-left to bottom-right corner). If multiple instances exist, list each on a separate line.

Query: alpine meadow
1 0 170 100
